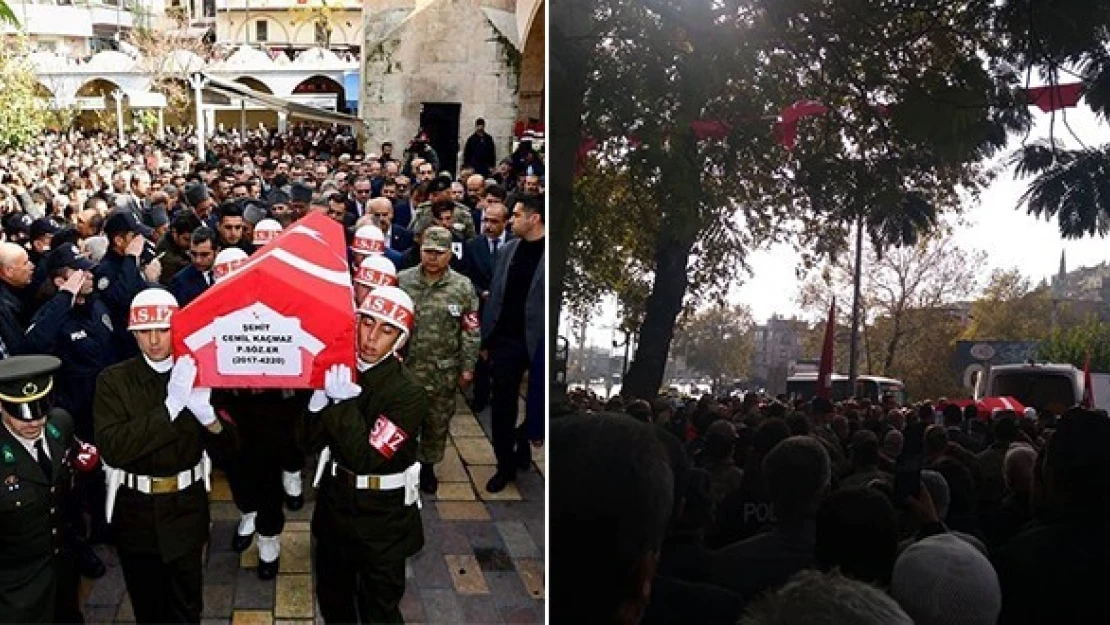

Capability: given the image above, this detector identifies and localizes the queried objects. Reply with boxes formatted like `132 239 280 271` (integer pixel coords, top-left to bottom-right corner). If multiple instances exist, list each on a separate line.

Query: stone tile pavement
82 397 546 624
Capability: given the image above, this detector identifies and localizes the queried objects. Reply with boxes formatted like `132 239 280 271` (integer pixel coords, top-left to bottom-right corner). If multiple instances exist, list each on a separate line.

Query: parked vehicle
977 361 1110 413
786 373 907 405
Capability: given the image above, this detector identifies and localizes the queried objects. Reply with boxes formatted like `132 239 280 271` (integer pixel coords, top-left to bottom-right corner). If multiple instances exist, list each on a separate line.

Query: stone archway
292 74 346 113
518 0 544 126
75 78 125 130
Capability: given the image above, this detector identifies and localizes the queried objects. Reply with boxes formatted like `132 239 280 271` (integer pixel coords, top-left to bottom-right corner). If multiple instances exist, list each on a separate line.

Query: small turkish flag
776 100 829 150
1022 83 1084 113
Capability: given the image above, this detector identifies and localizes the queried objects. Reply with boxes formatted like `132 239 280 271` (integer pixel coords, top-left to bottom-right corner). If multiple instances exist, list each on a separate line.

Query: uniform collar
143 354 173 373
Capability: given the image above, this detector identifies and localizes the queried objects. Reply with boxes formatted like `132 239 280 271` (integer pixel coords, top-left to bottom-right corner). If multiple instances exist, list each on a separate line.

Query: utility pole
849 215 864 393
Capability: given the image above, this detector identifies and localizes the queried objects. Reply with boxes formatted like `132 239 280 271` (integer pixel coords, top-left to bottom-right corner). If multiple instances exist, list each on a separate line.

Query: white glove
323 364 361 402
165 355 197 421
188 387 216 426
308 390 328 413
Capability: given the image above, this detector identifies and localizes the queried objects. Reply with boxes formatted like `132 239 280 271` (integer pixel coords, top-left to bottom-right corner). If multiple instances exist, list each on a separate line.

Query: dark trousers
118 547 204 624
490 337 531 476
471 352 492 412
54 553 83 624
227 428 292 537
315 539 406 624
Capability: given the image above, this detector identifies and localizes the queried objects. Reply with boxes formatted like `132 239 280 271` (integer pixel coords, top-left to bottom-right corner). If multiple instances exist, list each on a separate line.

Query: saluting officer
307 287 428 624
397 226 480 494
93 288 238 624
0 355 86 623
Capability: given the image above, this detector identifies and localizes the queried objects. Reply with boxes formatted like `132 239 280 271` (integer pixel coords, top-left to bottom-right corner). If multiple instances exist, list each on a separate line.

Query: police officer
0 355 86 623
25 243 118 567
398 226 480 494
410 176 477 240
95 211 156 361
93 289 238 623
306 287 427 624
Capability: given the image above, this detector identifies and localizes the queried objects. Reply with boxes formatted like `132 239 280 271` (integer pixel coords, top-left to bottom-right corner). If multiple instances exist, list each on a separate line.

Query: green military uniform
397 230 481 466
155 236 189 288
306 356 428 624
0 355 82 624
93 356 238 623
410 200 477 240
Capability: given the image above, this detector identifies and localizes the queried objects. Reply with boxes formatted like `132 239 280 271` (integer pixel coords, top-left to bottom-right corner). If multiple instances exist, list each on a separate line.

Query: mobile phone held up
894 422 926 506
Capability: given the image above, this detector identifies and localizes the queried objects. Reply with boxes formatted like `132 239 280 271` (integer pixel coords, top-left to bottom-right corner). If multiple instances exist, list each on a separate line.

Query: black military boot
420 463 438 495
485 470 515 494
232 512 256 553
282 471 304 511
257 535 280 580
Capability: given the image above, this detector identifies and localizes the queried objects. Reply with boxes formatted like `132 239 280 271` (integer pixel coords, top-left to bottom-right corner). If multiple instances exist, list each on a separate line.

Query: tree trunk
548 8 592 358
621 235 694 399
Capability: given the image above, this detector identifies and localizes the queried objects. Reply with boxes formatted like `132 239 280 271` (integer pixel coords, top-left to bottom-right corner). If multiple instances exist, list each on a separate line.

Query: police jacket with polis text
25 293 118 435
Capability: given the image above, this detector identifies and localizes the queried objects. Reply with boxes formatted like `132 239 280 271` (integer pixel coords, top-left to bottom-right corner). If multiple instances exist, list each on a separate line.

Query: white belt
322 455 422 508
120 458 206 495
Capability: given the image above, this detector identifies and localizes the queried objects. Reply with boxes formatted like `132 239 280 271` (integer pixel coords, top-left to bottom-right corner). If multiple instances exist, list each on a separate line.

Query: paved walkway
82 397 546 624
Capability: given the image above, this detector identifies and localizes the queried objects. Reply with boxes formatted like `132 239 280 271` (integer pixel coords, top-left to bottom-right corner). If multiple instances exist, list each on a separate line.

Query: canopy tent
190 72 364 158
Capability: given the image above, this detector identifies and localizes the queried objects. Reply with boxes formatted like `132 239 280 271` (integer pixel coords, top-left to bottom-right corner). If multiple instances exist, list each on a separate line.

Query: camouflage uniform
397 227 480 464
410 201 477 240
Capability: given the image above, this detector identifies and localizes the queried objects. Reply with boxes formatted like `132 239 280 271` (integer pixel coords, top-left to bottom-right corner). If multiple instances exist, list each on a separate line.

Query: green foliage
961 268 1053 341
0 0 17 27
671 304 754 392
0 47 49 152
1037 317 1110 371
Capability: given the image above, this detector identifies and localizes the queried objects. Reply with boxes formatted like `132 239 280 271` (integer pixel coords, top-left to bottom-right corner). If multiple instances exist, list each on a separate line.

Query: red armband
369 414 409 459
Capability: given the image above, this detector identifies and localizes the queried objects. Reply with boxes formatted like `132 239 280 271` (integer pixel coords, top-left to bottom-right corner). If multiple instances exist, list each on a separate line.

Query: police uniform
0 356 83 624
93 320 238 622
95 213 153 361
397 227 480 490
307 356 428 624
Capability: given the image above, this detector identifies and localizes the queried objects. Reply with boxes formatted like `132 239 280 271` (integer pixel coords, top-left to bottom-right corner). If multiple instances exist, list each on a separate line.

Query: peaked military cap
0 355 61 421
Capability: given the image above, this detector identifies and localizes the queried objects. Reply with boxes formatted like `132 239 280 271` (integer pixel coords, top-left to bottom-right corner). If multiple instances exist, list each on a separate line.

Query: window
255 20 268 42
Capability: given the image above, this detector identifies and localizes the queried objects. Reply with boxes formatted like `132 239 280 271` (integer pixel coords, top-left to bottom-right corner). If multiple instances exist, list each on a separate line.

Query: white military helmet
212 247 249 282
252 218 283 246
128 288 179 330
357 286 414 352
354 254 397 288
351 224 386 256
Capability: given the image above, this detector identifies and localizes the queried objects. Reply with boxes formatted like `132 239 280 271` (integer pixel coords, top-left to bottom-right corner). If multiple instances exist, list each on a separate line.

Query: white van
786 373 907 405
978 361 1110 413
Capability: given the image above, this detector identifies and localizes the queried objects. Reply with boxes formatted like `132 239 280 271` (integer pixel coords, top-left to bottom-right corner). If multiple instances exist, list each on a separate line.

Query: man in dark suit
464 202 511 412
168 227 219 307
367 198 414 254
346 177 372 226
481 195 545 493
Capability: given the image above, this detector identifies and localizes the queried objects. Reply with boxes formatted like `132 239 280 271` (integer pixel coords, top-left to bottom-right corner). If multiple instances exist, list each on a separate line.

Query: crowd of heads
554 386 1110 624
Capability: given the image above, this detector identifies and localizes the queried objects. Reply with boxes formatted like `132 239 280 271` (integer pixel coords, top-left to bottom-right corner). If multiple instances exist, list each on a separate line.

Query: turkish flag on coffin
172 212 357 389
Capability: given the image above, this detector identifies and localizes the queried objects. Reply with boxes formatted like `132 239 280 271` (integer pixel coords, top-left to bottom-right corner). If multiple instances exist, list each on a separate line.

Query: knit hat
891 534 1001 625
919 469 950 520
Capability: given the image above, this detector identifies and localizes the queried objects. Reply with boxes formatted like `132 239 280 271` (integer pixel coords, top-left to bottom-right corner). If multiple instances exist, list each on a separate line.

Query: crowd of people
553 389 1110 625
0 119 545 623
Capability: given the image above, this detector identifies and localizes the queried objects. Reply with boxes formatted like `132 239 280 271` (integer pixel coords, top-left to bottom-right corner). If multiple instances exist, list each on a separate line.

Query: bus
786 373 907 405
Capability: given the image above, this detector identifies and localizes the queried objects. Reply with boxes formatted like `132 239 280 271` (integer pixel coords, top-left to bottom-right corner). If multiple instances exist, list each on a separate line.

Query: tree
128 14 212 128
961 268 1054 341
0 1 17 28
1037 317 1110 372
798 230 980 399
0 42 49 151
557 0 1031 400
1002 4 1110 238
671 305 754 394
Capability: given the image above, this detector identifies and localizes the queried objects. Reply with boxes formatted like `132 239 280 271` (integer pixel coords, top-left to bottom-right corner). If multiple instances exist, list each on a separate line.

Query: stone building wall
361 0 520 164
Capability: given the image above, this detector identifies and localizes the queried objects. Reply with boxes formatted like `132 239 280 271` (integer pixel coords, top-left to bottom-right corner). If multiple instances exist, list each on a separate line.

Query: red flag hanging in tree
816 298 836 400
1022 83 1085 113
1082 352 1094 408
776 100 829 150
690 119 732 140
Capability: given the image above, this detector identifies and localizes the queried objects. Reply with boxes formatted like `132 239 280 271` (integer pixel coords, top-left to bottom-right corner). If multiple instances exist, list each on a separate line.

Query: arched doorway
154 77 195 131
213 76 278 131
75 78 125 131
292 75 346 113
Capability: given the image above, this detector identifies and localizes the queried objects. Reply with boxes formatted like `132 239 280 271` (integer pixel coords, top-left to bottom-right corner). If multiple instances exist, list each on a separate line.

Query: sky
567 96 1110 350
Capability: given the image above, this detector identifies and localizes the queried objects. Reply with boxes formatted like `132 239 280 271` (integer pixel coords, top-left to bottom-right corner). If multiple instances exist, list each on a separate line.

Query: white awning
197 73 364 130
126 91 168 108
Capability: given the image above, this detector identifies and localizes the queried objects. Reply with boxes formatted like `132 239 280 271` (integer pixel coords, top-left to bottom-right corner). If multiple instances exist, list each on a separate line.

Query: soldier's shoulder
397 267 420 284
47 408 75 439
98 357 142 382
445 270 475 290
